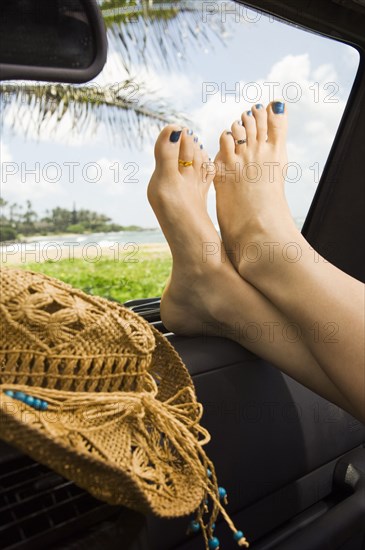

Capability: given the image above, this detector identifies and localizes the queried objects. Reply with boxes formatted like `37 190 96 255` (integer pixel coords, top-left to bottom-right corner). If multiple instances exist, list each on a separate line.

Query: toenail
200 144 204 149
236 120 243 125
194 136 199 143
256 104 263 109
226 131 233 135
187 129 194 136
170 130 182 143
247 110 252 116
272 101 285 114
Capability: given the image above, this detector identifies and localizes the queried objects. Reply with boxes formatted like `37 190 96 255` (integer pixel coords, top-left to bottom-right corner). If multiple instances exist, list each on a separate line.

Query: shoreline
0 242 171 266
1 227 161 245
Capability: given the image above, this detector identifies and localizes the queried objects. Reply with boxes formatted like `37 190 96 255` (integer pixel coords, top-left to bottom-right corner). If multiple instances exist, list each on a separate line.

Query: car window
0 1 360 301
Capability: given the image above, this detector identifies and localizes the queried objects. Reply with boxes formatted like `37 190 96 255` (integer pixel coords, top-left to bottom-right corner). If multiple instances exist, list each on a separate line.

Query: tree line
0 198 141 242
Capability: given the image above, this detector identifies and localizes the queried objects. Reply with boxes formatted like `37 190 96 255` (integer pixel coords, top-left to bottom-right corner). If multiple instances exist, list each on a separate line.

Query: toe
193 137 204 170
252 104 268 143
154 125 184 170
241 109 257 144
178 128 195 174
231 120 247 155
201 149 215 181
267 101 288 145
219 130 236 158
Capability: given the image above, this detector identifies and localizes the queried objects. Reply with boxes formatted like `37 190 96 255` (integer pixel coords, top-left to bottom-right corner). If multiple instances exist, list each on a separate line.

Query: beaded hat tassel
187 465 249 549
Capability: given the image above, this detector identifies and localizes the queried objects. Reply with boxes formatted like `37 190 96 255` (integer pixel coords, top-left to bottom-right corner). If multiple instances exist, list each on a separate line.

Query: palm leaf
0 81 190 147
101 0 228 72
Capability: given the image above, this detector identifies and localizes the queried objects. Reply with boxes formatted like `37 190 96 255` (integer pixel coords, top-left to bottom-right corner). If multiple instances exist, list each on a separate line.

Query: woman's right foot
214 101 302 281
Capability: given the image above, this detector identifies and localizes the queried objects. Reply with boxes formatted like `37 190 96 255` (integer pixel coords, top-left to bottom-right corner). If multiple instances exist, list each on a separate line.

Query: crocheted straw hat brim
0 326 206 517
0 268 209 518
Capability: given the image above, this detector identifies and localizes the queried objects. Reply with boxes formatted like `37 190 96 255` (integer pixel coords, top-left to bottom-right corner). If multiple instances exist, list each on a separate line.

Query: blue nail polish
272 101 285 114
200 144 204 150
256 104 263 109
187 129 194 136
247 110 252 116
194 136 199 143
226 131 233 135
237 120 243 125
170 130 182 143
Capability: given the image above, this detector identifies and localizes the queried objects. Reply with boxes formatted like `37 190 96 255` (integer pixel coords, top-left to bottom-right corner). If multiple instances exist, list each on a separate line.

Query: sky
0 2 360 229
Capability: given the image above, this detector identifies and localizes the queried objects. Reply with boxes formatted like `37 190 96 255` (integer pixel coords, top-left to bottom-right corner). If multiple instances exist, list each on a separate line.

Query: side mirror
0 0 107 83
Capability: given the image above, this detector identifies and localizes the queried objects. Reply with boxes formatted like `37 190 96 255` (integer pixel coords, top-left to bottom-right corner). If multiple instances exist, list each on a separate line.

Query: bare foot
148 125 231 335
146 125 365 419
214 101 301 279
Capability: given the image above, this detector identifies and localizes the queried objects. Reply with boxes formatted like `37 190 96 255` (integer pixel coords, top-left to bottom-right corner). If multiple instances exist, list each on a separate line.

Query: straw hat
0 267 249 549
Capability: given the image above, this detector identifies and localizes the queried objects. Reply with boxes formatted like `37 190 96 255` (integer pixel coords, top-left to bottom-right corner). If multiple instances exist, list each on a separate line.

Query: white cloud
1 161 64 201
190 52 349 218
194 52 345 148
312 63 337 83
90 156 142 196
267 53 312 84
0 141 12 163
342 44 360 71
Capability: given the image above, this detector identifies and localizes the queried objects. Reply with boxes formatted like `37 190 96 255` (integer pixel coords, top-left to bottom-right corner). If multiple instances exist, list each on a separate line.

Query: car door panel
141 332 365 550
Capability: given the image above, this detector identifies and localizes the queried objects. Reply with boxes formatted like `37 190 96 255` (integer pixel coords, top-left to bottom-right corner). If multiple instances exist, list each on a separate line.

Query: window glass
0 1 360 301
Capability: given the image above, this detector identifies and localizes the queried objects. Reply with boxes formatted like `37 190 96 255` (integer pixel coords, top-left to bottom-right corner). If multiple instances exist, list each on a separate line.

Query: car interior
0 0 364 549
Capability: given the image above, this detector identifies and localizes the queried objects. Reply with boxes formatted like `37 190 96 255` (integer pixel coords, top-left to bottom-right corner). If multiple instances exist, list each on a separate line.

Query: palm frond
0 81 191 147
101 0 229 72
0 1 231 145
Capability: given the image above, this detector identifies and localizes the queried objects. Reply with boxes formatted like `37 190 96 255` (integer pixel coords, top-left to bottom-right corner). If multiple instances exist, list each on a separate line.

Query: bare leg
215 102 365 423
147 125 358 419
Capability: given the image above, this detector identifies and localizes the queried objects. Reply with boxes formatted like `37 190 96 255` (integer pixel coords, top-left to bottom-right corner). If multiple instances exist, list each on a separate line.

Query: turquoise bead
4 390 48 411
33 399 42 410
218 487 227 499
211 523 216 530
14 391 26 401
233 530 244 541
208 537 220 550
3 390 48 412
207 468 212 478
189 520 200 533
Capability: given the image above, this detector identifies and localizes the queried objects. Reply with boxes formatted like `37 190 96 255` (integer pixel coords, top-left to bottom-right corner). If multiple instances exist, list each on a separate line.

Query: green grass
21 250 172 303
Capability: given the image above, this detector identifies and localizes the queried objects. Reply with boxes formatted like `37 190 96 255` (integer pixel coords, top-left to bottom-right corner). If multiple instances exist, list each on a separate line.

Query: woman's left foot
147 125 234 336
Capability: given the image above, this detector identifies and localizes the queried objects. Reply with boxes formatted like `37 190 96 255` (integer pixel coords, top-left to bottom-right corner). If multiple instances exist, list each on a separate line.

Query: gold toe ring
178 159 193 167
